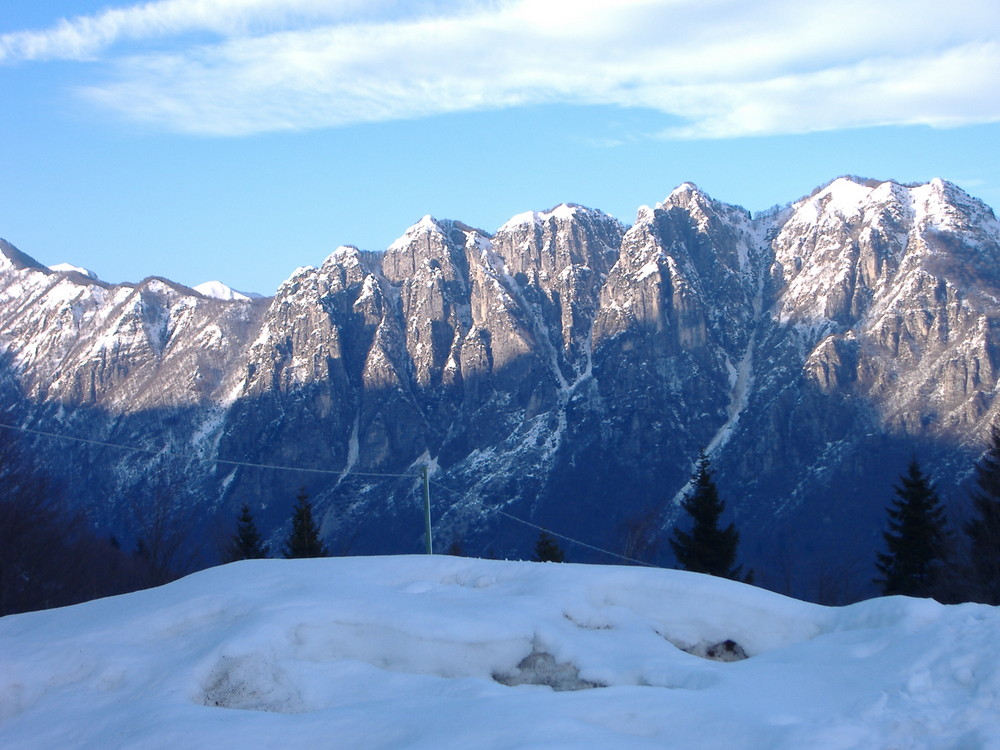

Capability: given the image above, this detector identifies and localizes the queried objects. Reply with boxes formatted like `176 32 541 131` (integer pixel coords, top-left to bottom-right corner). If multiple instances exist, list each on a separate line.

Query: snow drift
1 556 999 749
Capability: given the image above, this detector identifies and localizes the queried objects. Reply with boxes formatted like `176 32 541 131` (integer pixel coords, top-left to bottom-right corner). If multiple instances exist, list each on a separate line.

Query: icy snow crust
2 557 998 750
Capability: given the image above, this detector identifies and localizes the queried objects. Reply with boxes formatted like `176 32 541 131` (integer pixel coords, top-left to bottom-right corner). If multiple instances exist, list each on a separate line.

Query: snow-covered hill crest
1 557 998 750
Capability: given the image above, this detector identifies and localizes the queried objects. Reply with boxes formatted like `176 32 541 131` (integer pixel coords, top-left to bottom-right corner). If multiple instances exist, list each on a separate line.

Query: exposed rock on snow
492 649 605 691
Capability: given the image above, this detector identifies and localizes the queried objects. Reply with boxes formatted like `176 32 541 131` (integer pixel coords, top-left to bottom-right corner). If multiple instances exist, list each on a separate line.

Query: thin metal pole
422 465 433 554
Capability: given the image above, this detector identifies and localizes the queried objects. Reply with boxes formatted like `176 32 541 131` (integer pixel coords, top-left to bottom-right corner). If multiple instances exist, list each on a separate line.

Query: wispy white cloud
0 1 468 61
4 0 999 138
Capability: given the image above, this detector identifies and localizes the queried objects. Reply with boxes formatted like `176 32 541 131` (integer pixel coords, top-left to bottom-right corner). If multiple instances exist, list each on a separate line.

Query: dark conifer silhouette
225 503 270 562
875 460 949 597
533 530 566 562
670 451 749 581
281 489 329 559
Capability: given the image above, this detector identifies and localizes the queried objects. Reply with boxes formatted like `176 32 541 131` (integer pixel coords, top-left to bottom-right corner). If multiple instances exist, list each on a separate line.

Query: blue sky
2 0 999 295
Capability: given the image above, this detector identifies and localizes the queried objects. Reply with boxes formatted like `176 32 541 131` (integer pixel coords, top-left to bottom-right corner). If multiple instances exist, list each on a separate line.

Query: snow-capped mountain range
2 177 998 598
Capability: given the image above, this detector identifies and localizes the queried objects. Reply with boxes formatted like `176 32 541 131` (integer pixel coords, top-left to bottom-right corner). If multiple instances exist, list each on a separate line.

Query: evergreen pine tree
965 425 1000 604
533 530 565 562
669 451 748 580
281 490 329 559
224 504 270 562
874 460 949 597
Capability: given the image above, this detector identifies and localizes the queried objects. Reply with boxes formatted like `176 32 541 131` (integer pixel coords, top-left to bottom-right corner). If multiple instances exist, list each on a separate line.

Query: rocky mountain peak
494 203 622 278
382 216 482 288
771 178 1000 333
660 181 713 214
660 182 752 235
497 203 614 231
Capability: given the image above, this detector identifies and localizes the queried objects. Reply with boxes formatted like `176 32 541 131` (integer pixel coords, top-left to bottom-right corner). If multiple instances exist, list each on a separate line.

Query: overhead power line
1 419 660 568
0 421 414 478
493 507 660 568
430 479 660 568
0 421 161 455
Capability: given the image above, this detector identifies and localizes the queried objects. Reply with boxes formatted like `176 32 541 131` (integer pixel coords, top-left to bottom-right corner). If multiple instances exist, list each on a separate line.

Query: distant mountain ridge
2 176 999 599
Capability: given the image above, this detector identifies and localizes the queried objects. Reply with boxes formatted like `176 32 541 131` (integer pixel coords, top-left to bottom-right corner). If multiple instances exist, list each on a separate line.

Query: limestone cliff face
3 177 1000 594
494 204 622 377
587 185 765 479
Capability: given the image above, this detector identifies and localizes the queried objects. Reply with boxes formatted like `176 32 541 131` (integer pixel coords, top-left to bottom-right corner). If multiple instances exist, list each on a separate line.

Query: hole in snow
201 654 304 713
683 639 749 663
492 650 605 691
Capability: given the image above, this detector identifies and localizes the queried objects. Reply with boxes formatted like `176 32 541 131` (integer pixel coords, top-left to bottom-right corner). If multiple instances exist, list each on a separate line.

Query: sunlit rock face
2 177 1000 597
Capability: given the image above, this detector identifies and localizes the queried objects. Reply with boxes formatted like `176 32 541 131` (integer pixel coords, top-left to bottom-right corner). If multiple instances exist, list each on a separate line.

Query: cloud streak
4 0 999 138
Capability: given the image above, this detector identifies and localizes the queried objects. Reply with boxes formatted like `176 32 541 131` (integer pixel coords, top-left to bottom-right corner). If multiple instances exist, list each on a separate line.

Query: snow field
1 555 999 749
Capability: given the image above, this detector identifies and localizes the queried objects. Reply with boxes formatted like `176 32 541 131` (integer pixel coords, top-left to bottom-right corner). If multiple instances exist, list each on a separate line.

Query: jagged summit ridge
1 177 998 597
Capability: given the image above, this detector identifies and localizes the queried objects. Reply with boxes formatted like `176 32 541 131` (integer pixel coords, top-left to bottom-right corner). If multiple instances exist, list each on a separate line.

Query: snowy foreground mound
2 557 999 750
